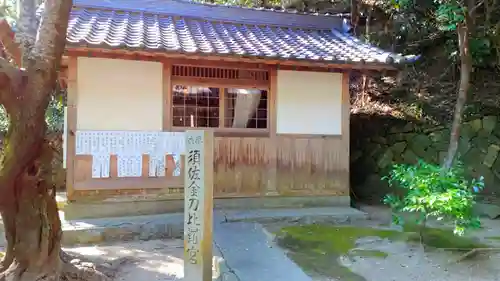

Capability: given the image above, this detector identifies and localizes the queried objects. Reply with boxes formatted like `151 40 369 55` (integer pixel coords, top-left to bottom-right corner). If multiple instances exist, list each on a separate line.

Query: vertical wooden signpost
184 130 214 281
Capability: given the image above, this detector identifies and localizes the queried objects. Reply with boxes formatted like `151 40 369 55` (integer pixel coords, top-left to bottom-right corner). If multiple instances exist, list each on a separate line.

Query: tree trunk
442 22 472 170
0 79 108 281
0 79 63 280
0 181 62 281
350 0 360 35
0 1 115 280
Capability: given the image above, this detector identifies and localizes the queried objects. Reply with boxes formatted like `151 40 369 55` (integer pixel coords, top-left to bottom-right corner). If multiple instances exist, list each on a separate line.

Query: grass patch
277 224 404 255
486 236 500 241
402 223 488 251
350 249 389 258
276 225 404 281
276 224 489 281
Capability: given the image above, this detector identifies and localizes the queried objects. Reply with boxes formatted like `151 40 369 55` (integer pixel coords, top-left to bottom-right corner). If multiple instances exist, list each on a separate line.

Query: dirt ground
65 240 186 281
4 205 500 281
65 239 223 281
273 205 500 281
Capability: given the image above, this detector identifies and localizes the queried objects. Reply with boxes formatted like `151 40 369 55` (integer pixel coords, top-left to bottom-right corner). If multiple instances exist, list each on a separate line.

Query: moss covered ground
276 224 488 281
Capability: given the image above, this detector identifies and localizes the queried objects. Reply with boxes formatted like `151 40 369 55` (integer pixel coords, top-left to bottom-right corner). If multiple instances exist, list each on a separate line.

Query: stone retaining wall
351 115 500 202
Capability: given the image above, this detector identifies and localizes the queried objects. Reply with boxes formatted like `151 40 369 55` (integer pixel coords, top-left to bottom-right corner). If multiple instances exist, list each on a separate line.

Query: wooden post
66 57 78 201
184 130 214 281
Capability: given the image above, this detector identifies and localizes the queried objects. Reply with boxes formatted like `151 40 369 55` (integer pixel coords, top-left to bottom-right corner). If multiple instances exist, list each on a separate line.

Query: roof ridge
73 0 343 19
165 0 341 18
71 6 338 31
72 0 344 30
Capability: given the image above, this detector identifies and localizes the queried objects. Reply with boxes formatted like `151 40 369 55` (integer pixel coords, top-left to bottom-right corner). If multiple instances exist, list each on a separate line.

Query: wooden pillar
184 130 214 281
66 57 78 201
265 67 278 196
163 62 173 131
341 72 351 194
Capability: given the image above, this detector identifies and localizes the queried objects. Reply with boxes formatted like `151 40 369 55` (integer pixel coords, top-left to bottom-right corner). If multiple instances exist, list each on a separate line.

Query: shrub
383 159 484 237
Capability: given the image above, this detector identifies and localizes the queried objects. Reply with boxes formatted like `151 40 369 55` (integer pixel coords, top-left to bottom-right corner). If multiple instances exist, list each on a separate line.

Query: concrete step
63 195 350 220
0 207 366 247
61 207 367 246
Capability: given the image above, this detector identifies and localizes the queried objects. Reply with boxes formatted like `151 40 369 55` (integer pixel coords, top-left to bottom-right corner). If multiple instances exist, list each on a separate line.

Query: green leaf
382 159 484 237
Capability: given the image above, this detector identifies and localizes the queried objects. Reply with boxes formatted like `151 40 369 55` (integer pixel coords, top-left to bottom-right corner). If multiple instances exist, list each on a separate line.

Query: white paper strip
90 131 99 154
75 131 187 156
91 155 101 178
172 154 181 177
81 132 91 154
148 154 165 177
117 154 143 177
148 155 158 177
91 154 111 178
131 154 143 177
75 131 91 155
100 154 111 178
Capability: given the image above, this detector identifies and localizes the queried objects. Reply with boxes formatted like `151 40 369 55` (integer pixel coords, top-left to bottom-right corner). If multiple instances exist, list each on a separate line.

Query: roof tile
66 0 407 65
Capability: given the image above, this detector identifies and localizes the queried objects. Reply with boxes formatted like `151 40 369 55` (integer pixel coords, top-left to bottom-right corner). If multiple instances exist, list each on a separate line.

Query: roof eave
65 44 402 71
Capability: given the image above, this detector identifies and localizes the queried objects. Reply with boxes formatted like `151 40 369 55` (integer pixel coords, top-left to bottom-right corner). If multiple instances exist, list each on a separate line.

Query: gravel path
319 205 500 281
341 237 500 281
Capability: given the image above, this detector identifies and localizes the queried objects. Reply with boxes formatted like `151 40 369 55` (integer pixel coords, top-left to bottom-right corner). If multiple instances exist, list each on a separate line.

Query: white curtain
228 88 261 128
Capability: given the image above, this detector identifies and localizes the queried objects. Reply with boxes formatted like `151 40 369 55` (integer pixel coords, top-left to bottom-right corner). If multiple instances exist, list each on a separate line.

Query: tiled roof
66 0 409 65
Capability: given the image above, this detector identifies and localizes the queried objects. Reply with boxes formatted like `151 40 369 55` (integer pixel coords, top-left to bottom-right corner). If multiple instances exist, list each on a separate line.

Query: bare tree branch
469 0 485 15
32 0 72 73
16 0 39 66
0 19 21 66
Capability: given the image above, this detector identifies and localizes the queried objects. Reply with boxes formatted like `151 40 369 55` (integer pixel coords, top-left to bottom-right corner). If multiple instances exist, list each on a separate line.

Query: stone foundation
64 195 350 220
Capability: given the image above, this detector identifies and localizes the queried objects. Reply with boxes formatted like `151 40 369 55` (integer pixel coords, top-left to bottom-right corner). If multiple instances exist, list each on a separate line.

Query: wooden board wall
71 135 348 201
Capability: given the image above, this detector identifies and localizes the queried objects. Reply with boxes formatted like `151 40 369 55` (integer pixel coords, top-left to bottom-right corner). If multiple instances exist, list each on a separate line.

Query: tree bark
442 22 472 170
0 1 113 280
0 168 62 281
350 0 360 35
0 73 110 281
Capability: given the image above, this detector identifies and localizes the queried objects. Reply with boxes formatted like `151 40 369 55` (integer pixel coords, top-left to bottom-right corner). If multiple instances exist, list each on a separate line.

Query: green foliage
378 0 499 71
0 0 18 25
45 96 65 132
383 160 484 236
435 3 464 31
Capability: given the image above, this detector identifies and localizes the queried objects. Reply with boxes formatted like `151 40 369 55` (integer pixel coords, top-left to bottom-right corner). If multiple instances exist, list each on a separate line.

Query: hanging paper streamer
148 154 165 177
75 131 187 178
75 131 91 155
91 154 111 178
91 155 101 178
117 154 143 177
172 154 181 177
148 155 158 177
100 154 111 178
76 131 186 156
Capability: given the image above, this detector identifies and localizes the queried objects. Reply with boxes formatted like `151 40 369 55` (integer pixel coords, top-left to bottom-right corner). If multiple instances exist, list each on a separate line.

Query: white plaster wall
76 57 163 131
276 70 343 135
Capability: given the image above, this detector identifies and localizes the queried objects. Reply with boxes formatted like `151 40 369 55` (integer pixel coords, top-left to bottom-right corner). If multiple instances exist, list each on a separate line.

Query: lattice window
172 65 269 83
171 85 268 130
172 86 220 128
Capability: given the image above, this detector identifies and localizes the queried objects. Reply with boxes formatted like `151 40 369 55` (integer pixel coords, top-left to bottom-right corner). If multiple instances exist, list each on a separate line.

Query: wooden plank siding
66 55 350 202
71 136 348 201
